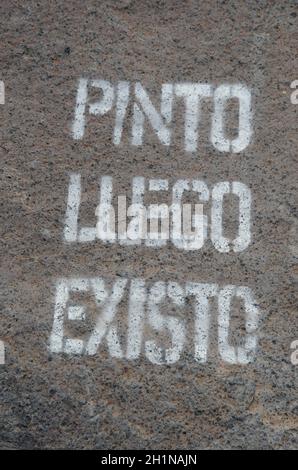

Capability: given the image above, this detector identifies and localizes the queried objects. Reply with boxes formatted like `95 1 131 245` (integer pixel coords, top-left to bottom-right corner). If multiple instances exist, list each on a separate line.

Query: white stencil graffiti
60 77 258 368
72 79 252 153
290 80 298 105
174 83 212 152
63 174 251 252
49 277 260 365
211 84 252 152
211 181 251 253
0 340 5 365
132 83 173 147
0 81 5 105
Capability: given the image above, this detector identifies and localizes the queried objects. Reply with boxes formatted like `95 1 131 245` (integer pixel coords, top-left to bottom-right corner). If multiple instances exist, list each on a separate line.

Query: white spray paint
85 278 127 357
217 285 260 364
132 82 173 146
186 282 218 362
0 340 5 365
50 277 260 365
63 173 81 242
72 78 88 140
146 204 169 247
290 80 298 105
211 181 251 253
126 279 147 360
113 81 130 145
211 84 252 153
121 176 146 245
77 176 115 243
290 340 298 365
49 278 128 357
145 281 186 365
95 176 116 242
174 83 212 152
0 81 5 105
146 179 170 248
50 278 89 354
171 179 208 250
72 79 114 140
72 79 252 153
63 174 251 252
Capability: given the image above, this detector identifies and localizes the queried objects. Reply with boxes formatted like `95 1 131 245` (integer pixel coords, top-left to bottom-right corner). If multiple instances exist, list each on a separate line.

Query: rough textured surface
0 0 297 450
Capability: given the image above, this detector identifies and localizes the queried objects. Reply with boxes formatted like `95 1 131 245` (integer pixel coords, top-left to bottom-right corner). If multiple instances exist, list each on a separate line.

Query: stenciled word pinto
72 79 252 153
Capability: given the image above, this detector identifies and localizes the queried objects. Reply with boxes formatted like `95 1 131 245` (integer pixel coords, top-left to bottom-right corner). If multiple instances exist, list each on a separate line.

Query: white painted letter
211 84 252 153
218 285 260 364
187 282 218 362
171 179 209 250
50 278 90 355
132 83 173 146
145 281 185 365
64 173 81 242
175 83 212 152
86 278 127 357
211 181 251 253
72 79 114 140
126 279 147 359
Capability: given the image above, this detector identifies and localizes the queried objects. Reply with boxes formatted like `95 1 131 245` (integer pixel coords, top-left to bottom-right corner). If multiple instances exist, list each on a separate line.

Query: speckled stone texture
0 0 297 450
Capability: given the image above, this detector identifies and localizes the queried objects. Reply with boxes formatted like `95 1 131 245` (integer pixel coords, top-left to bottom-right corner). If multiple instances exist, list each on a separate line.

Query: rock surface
0 0 297 449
